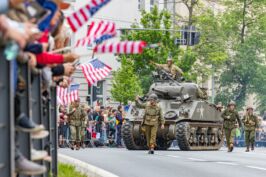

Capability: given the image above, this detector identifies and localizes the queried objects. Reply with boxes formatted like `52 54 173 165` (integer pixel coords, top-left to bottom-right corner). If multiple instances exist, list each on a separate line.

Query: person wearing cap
153 57 183 79
67 98 87 150
216 102 223 112
243 106 259 152
135 94 165 154
221 101 242 152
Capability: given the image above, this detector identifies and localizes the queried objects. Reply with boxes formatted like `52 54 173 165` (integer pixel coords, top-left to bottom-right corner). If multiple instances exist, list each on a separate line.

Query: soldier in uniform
243 106 259 152
135 94 165 154
68 99 86 150
153 57 183 79
80 104 90 149
221 101 242 152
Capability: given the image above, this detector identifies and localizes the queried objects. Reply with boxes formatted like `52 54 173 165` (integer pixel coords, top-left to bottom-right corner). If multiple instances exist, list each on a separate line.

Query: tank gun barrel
152 88 169 96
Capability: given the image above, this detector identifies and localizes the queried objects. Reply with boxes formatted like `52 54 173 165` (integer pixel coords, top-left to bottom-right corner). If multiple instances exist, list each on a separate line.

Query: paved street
60 147 266 177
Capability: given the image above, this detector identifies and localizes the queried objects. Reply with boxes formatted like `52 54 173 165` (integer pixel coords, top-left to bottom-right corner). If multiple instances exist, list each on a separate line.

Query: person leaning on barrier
243 106 259 152
221 101 243 152
151 57 183 80
68 98 87 150
135 94 165 154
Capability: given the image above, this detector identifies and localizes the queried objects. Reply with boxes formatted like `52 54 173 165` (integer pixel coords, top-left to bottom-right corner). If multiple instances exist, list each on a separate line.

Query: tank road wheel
122 121 147 150
156 139 173 150
176 122 191 151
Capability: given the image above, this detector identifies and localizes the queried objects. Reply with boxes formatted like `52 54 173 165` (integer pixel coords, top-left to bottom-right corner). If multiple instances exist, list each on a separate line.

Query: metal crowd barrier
0 58 58 177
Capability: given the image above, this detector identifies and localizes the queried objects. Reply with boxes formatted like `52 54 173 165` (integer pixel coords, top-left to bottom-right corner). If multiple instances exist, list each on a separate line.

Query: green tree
111 57 143 104
121 6 180 92
215 0 266 110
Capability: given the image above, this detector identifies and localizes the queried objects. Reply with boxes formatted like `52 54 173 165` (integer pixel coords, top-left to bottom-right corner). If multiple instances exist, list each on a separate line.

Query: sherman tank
122 69 224 151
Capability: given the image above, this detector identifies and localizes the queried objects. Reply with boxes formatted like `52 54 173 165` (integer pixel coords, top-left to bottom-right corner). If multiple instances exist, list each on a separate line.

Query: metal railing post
0 54 15 177
50 87 58 177
31 73 46 177
18 64 32 177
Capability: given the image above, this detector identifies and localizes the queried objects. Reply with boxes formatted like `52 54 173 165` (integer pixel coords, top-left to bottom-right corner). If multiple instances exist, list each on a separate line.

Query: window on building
164 0 168 9
138 0 145 11
150 0 154 11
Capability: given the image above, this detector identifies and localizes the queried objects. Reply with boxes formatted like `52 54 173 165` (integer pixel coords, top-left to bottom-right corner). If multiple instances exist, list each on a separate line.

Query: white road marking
216 162 238 166
156 154 180 158
165 155 180 158
246 166 266 171
188 158 206 162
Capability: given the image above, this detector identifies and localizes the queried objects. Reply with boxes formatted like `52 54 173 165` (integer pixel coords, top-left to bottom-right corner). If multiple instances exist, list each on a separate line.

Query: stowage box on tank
122 69 224 151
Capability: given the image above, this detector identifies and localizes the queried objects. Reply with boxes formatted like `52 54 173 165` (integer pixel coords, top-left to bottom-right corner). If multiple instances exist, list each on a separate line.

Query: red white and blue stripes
67 0 111 33
93 41 147 54
81 59 112 86
56 86 79 105
75 21 116 47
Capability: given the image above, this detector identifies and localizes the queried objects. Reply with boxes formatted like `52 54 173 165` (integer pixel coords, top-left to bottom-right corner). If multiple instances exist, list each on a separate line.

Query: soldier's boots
251 144 254 151
148 144 155 154
70 143 75 150
16 153 46 175
76 142 81 150
228 143 234 152
245 146 250 152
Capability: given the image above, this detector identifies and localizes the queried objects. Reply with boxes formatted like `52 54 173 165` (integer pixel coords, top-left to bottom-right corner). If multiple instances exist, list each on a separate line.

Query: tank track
122 121 147 150
176 121 224 151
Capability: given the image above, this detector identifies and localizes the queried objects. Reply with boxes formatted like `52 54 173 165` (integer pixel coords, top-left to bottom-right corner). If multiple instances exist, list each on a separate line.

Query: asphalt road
60 147 266 177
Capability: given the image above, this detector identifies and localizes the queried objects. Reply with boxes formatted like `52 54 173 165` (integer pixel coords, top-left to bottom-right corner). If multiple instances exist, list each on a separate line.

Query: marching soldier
68 99 86 150
135 94 165 154
152 57 183 79
243 106 259 152
221 101 242 152
80 104 90 149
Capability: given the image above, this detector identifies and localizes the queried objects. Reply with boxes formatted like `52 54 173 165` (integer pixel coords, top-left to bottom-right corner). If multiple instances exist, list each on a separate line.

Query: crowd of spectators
57 103 128 149
0 0 81 175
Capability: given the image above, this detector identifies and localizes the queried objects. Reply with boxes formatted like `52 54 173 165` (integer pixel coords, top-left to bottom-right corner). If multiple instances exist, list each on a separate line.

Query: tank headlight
164 111 178 120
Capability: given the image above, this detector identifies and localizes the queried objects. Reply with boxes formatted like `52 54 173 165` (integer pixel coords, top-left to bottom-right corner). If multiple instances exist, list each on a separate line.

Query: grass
58 163 87 177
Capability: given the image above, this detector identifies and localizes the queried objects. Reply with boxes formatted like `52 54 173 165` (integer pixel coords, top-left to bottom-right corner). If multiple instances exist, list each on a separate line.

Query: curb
58 153 119 177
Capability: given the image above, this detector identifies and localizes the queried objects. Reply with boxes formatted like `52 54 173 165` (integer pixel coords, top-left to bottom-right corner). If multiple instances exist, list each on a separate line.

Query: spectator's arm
36 52 64 65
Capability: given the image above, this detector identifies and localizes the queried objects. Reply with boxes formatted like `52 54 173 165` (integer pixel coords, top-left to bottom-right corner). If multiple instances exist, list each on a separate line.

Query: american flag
81 59 112 86
67 0 111 33
93 41 147 54
57 84 80 105
75 21 116 47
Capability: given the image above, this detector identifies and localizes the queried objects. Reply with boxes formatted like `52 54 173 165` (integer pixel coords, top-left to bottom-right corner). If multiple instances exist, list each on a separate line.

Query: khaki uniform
136 101 165 147
243 114 259 146
155 63 183 79
68 104 86 144
221 109 242 148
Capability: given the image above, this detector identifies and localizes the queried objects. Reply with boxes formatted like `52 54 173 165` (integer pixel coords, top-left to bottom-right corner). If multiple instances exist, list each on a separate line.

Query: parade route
60 147 266 177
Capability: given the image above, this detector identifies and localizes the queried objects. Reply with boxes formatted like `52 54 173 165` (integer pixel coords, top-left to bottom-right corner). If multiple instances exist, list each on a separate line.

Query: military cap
246 106 254 110
228 100 236 106
148 94 158 101
216 102 223 108
167 57 173 61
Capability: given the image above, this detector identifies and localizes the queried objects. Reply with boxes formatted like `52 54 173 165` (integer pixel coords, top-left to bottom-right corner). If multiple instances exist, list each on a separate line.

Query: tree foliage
111 57 143 104
120 6 180 93
215 0 266 111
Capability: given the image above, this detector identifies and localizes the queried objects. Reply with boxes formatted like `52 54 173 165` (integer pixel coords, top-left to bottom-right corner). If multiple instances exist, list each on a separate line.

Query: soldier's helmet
228 100 236 106
246 106 254 110
167 57 173 62
148 94 158 101
216 102 223 108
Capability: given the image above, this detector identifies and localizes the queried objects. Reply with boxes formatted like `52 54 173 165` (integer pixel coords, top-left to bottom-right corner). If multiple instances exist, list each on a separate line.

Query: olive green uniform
243 114 259 147
155 63 183 79
136 101 165 147
68 104 86 144
221 109 242 148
